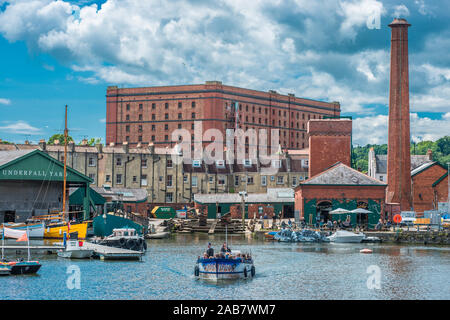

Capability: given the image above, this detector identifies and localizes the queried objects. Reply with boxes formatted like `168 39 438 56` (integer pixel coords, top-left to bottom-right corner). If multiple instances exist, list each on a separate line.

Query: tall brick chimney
386 18 412 211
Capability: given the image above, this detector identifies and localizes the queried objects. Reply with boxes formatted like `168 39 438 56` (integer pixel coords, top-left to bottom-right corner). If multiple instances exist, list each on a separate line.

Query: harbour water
1 233 449 300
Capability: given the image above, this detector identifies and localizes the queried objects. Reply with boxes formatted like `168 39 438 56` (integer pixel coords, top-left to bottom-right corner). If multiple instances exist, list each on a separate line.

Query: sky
0 0 449 146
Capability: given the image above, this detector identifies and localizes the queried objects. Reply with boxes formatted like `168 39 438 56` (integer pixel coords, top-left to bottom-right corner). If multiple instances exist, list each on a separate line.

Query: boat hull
3 261 41 275
197 258 254 281
93 214 145 237
145 232 169 239
44 222 88 239
1 223 45 239
327 231 365 243
57 249 93 259
0 267 11 276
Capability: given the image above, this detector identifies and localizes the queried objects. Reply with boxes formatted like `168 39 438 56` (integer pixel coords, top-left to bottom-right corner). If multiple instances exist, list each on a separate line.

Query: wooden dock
82 242 144 261
0 245 64 254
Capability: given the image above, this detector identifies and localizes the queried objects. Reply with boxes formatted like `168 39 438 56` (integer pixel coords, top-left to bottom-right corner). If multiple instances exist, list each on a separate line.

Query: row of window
124 112 196 121
99 173 308 189
227 102 323 120
125 101 196 111
125 122 196 133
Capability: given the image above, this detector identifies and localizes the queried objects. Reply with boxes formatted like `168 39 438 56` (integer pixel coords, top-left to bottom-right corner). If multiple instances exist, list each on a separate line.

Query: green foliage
47 134 74 145
80 138 102 146
0 139 12 144
352 135 450 170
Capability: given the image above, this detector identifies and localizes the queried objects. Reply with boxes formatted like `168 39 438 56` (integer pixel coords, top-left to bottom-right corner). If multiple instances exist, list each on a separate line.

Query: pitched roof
375 154 432 174
0 150 35 166
301 162 386 186
411 161 447 177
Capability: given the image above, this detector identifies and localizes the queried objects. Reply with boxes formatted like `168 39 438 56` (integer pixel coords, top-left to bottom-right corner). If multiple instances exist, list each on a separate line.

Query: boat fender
251 265 255 277
119 238 126 247
143 241 147 251
194 265 199 277
243 267 248 278
126 239 137 250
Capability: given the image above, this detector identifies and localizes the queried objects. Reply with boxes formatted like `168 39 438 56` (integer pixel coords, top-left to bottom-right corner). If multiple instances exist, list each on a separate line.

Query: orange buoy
360 248 373 254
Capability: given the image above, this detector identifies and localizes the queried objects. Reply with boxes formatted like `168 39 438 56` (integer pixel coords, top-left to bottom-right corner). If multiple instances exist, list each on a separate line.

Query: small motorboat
1 260 41 275
145 231 169 239
360 248 373 254
57 239 93 259
91 228 147 252
145 223 170 239
195 250 255 281
327 230 366 243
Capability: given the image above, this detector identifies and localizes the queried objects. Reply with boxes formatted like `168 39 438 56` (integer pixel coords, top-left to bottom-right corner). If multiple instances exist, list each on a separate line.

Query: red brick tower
307 119 352 178
386 18 412 211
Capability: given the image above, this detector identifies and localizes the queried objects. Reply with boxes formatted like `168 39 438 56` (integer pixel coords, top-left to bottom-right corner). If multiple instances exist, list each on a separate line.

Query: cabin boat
327 230 366 243
91 228 147 252
57 239 93 259
195 250 255 281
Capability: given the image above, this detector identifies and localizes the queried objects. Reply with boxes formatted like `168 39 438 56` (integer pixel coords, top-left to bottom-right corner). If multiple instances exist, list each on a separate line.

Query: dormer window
243 159 252 167
272 159 281 168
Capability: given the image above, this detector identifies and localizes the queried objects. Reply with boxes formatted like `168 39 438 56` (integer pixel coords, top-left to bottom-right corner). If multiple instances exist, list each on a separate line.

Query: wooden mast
63 105 68 221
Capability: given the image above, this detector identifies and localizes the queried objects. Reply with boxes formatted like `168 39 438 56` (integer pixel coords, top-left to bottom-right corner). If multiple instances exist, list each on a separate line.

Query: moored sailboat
30 105 88 240
1 226 41 275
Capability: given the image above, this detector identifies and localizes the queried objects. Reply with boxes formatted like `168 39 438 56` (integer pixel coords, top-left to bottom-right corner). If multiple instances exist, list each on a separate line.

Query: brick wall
105 82 340 151
308 119 352 177
412 164 447 213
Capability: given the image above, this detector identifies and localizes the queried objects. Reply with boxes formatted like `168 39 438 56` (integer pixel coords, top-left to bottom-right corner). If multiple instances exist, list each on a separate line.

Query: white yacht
327 230 366 243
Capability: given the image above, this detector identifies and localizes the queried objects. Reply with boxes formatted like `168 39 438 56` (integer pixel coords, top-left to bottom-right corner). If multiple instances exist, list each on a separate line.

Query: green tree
48 134 74 145
436 136 450 155
81 138 102 146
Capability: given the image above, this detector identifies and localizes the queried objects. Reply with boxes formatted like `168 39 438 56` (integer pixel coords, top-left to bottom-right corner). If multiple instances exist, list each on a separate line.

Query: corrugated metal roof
0 149 35 166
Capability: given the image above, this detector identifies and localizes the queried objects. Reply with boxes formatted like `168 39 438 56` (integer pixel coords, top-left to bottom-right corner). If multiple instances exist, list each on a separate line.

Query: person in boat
220 242 231 254
206 242 214 258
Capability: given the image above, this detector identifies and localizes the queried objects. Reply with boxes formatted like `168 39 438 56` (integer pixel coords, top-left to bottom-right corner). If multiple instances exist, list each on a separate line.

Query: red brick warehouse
106 81 341 153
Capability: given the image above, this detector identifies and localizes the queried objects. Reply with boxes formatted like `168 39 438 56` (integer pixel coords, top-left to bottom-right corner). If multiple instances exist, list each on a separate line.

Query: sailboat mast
62 105 68 221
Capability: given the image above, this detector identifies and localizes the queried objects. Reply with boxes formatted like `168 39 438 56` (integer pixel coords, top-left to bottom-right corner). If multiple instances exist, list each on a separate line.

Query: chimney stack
386 18 412 211
39 139 46 151
426 149 433 161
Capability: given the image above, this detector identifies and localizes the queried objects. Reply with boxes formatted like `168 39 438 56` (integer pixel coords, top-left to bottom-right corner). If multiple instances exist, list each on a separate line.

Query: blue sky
0 0 449 145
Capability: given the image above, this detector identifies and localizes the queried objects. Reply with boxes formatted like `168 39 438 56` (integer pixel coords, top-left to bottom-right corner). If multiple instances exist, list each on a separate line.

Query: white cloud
0 121 42 135
339 0 384 39
99 118 106 123
353 113 450 145
0 0 447 119
392 4 410 18
0 98 11 105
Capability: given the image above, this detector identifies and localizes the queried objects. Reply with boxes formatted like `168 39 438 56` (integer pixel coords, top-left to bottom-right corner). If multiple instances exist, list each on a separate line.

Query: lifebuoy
194 265 199 277
243 267 248 278
251 265 255 277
